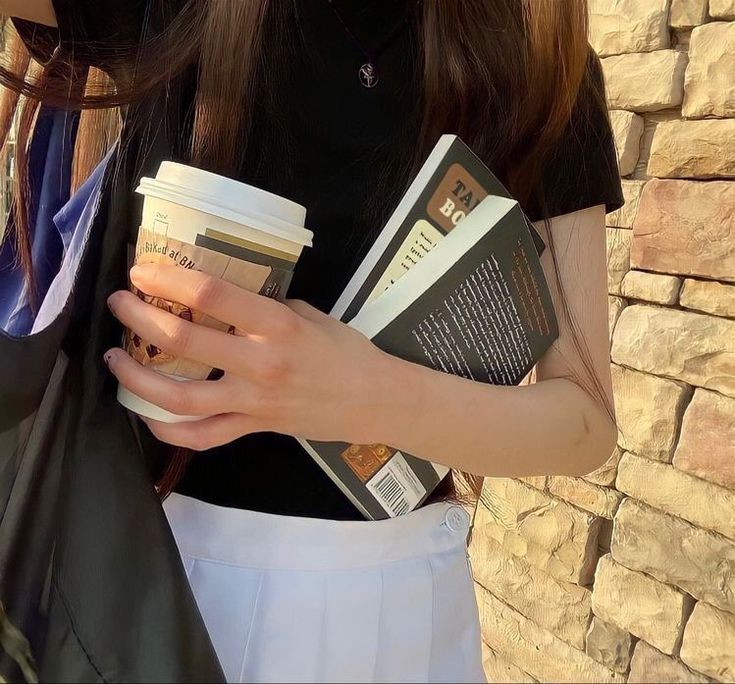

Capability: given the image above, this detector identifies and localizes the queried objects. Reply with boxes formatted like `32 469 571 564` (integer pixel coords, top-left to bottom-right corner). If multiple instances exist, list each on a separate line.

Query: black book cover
301 137 558 520
332 135 546 324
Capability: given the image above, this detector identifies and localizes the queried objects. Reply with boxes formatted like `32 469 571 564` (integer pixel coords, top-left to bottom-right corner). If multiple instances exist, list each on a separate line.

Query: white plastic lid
135 161 313 247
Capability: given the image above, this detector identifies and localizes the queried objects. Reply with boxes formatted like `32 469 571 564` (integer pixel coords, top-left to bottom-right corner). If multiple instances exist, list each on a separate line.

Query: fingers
142 412 264 450
108 289 262 376
129 263 300 337
105 348 236 417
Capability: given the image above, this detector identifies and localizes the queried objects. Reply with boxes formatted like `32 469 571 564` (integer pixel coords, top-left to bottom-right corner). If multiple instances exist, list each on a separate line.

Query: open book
299 136 559 519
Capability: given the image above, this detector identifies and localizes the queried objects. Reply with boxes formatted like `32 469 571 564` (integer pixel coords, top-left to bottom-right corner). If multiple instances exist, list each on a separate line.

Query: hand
105 263 401 451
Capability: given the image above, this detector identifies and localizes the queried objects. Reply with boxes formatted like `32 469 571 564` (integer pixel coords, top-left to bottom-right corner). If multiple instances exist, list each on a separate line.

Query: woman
0 0 624 682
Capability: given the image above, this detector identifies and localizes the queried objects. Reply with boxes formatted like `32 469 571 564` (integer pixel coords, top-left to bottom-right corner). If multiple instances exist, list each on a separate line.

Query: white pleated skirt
163 493 486 684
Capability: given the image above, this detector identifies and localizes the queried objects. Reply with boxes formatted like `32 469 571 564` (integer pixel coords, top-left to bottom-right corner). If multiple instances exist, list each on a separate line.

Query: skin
3 1 617 479
105 204 617 479
0 0 57 25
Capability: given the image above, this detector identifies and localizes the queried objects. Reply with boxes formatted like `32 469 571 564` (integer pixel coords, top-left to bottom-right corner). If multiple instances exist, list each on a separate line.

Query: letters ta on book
300 135 558 520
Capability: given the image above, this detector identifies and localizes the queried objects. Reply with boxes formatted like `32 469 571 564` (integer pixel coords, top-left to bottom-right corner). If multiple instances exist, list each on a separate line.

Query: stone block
475 585 625 683
608 296 626 341
648 119 735 178
679 279 735 318
620 270 681 304
607 227 632 295
610 110 645 176
683 22 735 118
547 476 623 519
616 452 735 541
470 528 592 649
606 180 646 228
611 498 735 614
611 305 735 399
481 642 537 683
673 388 735 491
629 640 710 682
589 0 671 55
610 364 691 461
477 479 602 585
602 50 688 112
585 616 634 674
680 602 735 682
670 0 709 28
631 179 735 283
710 0 735 19
592 554 691 655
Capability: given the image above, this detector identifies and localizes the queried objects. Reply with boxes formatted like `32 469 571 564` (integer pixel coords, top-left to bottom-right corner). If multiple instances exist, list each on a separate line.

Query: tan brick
609 296 626 342
680 602 735 682
629 641 710 683
610 364 691 461
602 51 688 112
610 110 645 176
631 179 735 283
481 642 536 683
680 279 735 319
607 180 647 228
547 477 623 519
477 479 602 585
710 0 735 19
670 0 709 28
648 119 735 178
589 0 670 55
470 529 592 649
475 585 625 683
620 270 681 305
611 498 735 614
673 388 735 490
683 22 735 118
607 228 632 295
585 617 634 674
611 305 735 399
592 554 691 655
616 452 735 541
633 111 681 180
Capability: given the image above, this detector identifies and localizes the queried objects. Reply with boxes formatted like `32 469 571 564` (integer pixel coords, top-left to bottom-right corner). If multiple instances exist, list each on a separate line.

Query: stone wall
471 2 735 682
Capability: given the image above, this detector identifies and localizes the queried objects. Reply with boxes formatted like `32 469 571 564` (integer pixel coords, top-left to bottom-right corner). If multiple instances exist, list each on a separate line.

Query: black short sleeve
526 49 625 222
11 0 172 71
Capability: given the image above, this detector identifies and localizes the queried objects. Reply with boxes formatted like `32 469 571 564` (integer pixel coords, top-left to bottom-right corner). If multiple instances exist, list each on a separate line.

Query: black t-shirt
14 0 624 520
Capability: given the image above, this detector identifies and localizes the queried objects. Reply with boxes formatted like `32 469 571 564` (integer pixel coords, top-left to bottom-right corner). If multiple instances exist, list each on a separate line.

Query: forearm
371 353 617 479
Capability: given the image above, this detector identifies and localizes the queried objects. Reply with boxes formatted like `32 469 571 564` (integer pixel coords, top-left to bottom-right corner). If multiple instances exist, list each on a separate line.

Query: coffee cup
117 161 312 423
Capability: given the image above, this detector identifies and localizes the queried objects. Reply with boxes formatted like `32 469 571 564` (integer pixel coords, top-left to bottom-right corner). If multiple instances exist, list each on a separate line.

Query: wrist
357 349 426 448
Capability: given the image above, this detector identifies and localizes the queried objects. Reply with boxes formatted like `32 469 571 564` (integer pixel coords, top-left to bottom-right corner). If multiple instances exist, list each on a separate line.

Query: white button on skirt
163 493 486 684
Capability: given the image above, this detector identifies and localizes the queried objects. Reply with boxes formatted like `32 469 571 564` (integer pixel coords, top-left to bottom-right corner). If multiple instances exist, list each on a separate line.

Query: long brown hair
0 0 614 499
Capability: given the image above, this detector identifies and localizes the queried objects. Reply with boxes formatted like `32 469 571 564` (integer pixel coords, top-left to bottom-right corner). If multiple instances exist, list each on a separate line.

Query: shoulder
527 48 625 223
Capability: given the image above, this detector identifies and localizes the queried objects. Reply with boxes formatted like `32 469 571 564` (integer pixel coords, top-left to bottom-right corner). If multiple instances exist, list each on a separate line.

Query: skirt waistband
162 493 472 572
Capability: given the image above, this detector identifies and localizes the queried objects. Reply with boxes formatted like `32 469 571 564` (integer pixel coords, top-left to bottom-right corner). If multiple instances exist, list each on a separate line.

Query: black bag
0 98 225 683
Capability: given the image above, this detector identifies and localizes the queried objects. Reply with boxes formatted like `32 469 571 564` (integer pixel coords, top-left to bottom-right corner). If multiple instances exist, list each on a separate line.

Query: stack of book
300 135 559 519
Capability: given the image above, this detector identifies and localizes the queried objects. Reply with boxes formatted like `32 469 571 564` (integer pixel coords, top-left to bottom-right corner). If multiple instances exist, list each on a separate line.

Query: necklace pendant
359 62 379 88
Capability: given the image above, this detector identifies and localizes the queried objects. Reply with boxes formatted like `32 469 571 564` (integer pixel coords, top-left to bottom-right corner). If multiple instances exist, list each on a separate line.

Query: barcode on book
366 452 426 517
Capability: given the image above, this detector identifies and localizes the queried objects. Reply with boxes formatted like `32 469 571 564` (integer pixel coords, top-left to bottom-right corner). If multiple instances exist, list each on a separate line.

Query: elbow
569 414 618 478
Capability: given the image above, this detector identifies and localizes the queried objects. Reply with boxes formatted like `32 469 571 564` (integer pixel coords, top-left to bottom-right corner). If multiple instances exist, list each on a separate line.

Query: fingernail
103 350 115 367
129 264 149 283
107 292 121 312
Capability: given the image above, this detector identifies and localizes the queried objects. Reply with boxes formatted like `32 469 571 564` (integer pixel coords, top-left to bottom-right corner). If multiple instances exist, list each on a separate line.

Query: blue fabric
31 144 115 334
0 106 79 336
